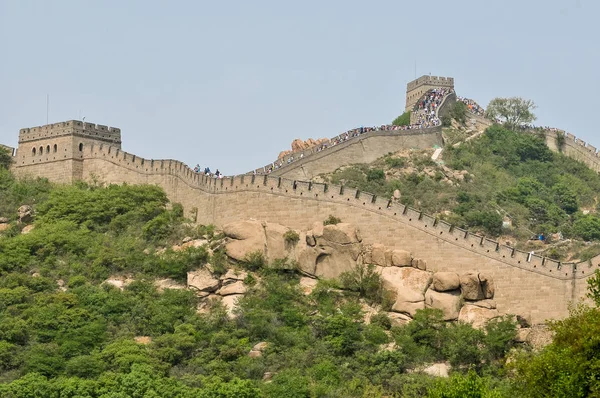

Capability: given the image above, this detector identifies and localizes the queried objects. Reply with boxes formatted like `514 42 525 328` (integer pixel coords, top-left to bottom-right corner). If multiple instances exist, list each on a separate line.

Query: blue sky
0 0 597 175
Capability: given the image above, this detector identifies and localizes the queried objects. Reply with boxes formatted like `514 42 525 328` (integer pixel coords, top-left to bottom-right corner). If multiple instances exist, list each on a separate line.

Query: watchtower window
39 146 43 155
46 145 50 154
79 143 83 151
32 147 36 155
53 144 57 153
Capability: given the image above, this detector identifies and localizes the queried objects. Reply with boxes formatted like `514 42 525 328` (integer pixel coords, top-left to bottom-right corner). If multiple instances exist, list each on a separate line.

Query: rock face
17 205 33 223
432 272 460 292
187 268 220 292
217 281 247 296
219 219 511 327
460 271 495 300
425 289 462 320
223 220 362 280
460 272 484 300
458 304 499 329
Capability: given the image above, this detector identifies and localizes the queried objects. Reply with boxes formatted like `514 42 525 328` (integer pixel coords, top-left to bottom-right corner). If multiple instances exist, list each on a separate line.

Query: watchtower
405 75 454 112
13 120 121 183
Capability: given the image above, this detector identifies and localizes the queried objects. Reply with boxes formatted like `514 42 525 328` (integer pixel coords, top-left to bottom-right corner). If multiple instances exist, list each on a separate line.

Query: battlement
406 75 455 91
19 120 121 144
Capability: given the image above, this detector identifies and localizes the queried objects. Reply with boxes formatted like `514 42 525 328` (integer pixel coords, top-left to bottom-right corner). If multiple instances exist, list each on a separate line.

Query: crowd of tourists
193 164 223 178
257 89 455 174
457 96 485 116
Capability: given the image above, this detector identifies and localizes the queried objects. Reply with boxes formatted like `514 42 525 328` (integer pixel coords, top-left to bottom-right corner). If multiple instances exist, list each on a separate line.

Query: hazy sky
1 0 597 175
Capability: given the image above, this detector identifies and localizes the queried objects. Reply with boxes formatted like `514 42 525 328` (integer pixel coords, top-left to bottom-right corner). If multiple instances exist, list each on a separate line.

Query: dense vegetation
323 125 600 258
0 144 599 396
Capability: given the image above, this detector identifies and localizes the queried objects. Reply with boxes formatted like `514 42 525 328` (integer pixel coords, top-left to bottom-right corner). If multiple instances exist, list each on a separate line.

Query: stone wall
271 128 443 180
19 142 589 324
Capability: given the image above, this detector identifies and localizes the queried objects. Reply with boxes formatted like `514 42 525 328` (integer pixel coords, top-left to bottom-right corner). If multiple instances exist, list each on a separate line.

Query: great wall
3 75 600 324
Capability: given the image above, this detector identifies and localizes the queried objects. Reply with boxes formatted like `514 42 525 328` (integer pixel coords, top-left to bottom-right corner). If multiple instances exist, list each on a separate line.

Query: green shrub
283 230 300 244
384 156 406 169
366 169 385 182
324 215 342 225
392 111 411 126
339 264 385 304
241 251 266 271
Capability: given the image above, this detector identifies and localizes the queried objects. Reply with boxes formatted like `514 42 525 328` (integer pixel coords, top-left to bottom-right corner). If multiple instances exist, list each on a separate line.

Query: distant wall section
272 128 443 180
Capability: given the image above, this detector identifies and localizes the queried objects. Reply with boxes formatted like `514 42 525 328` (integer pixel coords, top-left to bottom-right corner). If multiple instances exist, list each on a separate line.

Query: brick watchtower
405 75 454 112
13 120 121 183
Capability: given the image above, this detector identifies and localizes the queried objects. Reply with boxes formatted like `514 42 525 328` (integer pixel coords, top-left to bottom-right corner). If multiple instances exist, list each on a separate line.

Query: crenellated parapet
72 141 600 283
19 120 121 145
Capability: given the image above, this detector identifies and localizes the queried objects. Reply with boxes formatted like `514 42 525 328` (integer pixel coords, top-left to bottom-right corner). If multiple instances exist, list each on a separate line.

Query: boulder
299 277 318 295
134 336 152 345
21 225 35 234
181 239 208 249
313 249 356 280
386 312 412 327
220 269 248 282
515 328 531 343
217 281 247 296
305 232 316 247
424 289 462 320
468 299 497 309
322 223 361 244
154 278 186 292
432 272 460 292
479 273 495 299
263 222 289 262
458 304 499 329
0 217 9 223
0 223 9 233
223 220 265 261
412 258 427 271
104 277 133 291
391 250 412 267
525 325 554 350
187 268 220 292
379 267 432 294
311 222 324 238
221 294 243 317
460 272 484 300
370 244 387 266
393 189 401 199
17 205 33 223
421 363 450 378
391 289 425 317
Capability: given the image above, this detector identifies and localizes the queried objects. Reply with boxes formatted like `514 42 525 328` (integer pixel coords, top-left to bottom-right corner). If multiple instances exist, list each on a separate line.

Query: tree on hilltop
0 147 12 169
485 97 537 128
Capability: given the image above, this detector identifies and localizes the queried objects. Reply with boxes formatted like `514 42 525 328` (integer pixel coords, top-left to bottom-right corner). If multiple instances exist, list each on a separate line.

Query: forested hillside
0 148 599 397
322 125 600 261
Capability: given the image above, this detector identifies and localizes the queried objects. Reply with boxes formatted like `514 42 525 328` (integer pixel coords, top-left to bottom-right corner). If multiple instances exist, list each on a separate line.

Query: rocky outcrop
425 289 462 321
187 268 220 293
17 205 33 223
432 272 460 292
219 219 510 328
458 304 500 329
460 271 495 300
223 220 363 280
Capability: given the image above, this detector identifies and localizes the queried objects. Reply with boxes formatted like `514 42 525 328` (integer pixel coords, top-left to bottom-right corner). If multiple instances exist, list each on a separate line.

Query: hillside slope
319 125 600 262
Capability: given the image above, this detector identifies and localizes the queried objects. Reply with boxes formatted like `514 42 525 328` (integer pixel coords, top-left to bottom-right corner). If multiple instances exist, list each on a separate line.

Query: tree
392 111 411 126
0 147 12 169
485 97 537 128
